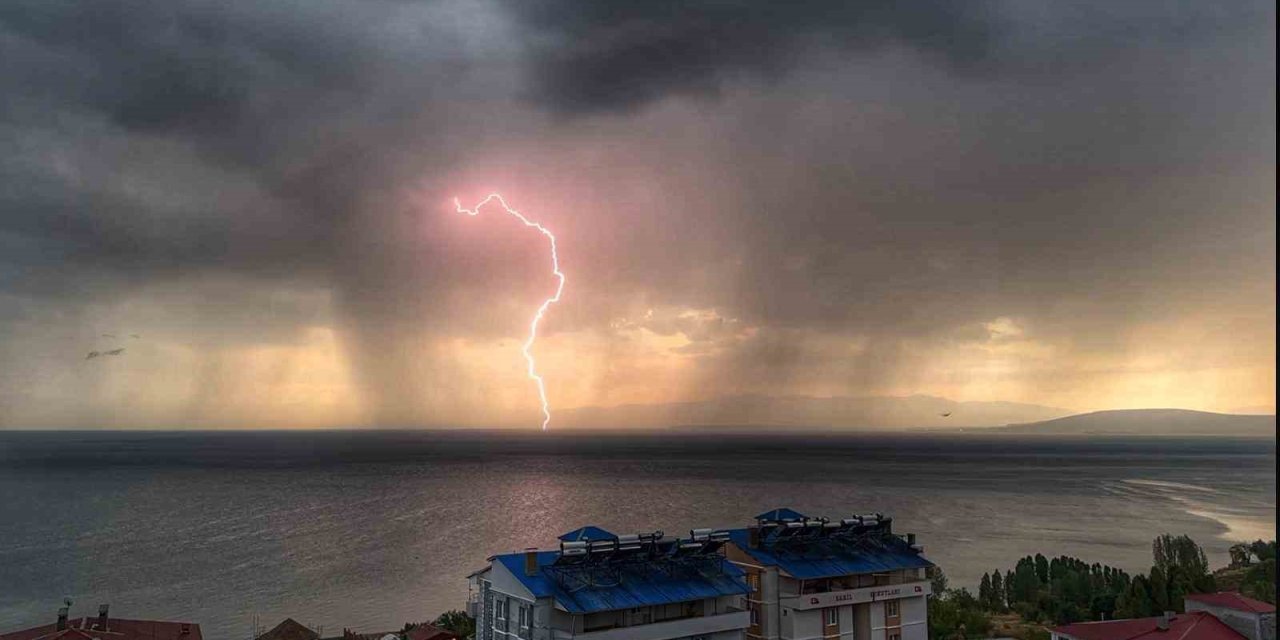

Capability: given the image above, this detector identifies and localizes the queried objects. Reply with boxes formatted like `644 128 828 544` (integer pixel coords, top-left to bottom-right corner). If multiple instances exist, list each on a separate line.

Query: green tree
1153 534 1210 581
1012 561 1040 604
991 570 1006 612
930 565 950 595
1115 575 1155 619
1239 543 1276 604
1249 540 1276 562
431 610 476 640
1229 544 1254 567
929 588 993 640
1035 554 1050 584
979 573 993 609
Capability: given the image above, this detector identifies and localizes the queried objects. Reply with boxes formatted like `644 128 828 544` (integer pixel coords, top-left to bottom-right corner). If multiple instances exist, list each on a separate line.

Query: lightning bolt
454 194 565 431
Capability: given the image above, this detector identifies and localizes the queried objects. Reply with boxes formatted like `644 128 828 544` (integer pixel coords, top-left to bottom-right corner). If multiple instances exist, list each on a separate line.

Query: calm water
0 431 1274 638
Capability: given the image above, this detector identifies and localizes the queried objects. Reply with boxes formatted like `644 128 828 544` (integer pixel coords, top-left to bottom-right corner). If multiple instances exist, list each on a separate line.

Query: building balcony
552 610 751 640
780 580 931 610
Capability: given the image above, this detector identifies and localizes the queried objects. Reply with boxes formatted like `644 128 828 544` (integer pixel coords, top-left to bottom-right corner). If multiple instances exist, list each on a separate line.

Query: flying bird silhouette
940 412 952 417
104 348 125 356
85 351 100 360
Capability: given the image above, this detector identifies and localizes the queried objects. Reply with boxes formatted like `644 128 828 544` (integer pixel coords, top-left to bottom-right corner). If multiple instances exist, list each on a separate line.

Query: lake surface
0 431 1274 639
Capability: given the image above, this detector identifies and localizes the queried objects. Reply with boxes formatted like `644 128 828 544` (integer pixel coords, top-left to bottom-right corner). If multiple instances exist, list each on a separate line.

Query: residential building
468 524 751 640
1185 593 1277 640
724 508 933 640
0 605 201 640
256 618 320 640
401 624 463 640
1052 611 1245 640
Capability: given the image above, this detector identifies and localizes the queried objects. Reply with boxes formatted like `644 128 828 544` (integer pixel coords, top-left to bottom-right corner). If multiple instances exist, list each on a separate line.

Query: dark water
0 431 1274 639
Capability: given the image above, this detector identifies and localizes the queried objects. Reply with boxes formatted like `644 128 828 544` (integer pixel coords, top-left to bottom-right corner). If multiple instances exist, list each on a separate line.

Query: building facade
1186 593 1277 640
724 509 933 640
468 525 751 640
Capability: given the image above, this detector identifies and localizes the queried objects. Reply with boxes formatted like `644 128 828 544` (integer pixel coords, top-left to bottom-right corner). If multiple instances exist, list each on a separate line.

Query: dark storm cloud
0 0 1274 426
503 0 998 114
0 0 493 314
0 0 490 424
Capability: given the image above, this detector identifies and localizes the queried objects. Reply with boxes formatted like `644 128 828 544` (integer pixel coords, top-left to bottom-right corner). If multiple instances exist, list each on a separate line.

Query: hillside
556 394 1073 430
998 408 1276 437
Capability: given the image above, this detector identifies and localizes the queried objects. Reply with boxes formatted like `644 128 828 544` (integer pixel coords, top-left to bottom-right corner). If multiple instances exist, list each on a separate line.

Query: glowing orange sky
0 1 1273 429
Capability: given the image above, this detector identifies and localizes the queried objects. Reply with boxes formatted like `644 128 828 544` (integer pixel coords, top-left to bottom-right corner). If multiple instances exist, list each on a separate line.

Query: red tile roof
1053 611 1245 640
402 624 459 640
1185 592 1277 614
257 619 320 640
0 618 202 640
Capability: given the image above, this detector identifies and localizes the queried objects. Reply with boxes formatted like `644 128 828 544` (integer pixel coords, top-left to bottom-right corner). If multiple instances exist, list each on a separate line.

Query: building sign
783 581 930 610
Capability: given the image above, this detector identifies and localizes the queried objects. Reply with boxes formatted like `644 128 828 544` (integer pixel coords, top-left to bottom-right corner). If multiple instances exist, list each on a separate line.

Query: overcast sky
1 0 1274 428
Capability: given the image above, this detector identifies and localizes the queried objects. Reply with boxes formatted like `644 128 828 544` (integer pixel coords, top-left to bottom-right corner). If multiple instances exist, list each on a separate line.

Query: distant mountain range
997 408 1276 437
557 396 1276 437
557 394 1073 430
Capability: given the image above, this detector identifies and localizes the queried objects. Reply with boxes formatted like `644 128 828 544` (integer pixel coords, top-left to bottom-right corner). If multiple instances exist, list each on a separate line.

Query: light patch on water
1183 508 1277 542
1121 478 1220 494
1120 478 1275 542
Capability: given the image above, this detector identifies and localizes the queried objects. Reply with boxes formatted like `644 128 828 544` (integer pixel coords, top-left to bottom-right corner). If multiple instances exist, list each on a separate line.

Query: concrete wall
899 595 928 640
1185 602 1276 640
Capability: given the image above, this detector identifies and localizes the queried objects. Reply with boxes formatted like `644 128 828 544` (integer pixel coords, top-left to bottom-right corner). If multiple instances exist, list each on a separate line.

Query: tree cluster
927 567 994 640
1226 540 1277 604
1114 535 1217 618
978 552 1131 624
403 611 476 640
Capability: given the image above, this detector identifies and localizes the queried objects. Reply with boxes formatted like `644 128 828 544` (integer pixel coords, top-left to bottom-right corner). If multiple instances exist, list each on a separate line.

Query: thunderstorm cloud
0 0 1274 428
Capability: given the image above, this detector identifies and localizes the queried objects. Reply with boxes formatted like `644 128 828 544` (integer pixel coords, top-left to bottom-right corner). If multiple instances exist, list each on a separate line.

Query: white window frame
826 608 839 626
886 600 899 617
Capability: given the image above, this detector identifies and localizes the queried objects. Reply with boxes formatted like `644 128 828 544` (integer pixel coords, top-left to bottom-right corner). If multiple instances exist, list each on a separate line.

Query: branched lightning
454 194 565 431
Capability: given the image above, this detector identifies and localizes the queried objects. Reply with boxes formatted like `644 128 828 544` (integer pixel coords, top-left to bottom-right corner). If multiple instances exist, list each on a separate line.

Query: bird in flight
85 351 100 360
104 348 125 356
940 412 952 417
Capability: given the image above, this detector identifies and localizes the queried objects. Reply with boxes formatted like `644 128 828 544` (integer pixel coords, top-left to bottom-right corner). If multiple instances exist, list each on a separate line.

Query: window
825 608 839 626
747 573 760 592
750 607 760 625
518 606 527 628
886 600 900 617
889 634 901 640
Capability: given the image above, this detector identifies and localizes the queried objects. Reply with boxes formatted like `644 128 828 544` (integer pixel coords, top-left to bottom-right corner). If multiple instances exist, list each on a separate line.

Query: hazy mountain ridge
999 408 1276 437
558 394 1075 430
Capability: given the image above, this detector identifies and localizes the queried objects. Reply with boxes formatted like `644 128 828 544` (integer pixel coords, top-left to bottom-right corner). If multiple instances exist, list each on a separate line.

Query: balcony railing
551 610 751 640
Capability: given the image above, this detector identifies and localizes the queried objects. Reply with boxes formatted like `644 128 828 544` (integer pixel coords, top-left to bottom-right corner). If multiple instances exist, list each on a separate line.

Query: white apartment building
725 509 933 640
468 525 751 640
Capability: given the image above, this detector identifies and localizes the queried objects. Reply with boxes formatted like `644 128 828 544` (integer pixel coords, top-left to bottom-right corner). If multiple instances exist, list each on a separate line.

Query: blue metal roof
755 507 808 522
494 551 749 614
558 526 616 542
727 529 933 580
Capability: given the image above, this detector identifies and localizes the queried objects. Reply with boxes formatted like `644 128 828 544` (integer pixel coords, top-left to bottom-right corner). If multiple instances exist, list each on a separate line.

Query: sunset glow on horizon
0 1 1272 430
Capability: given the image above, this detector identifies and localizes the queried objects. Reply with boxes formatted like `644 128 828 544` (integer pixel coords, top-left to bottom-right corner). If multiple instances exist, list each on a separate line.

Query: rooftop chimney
524 548 539 577
56 608 69 631
1157 612 1175 630
98 604 109 631
748 525 760 548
